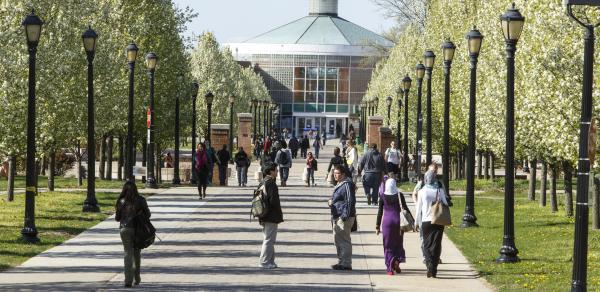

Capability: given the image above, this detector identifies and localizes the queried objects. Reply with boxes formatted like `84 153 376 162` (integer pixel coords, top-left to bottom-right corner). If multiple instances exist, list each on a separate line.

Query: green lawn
0 175 178 191
0 191 121 271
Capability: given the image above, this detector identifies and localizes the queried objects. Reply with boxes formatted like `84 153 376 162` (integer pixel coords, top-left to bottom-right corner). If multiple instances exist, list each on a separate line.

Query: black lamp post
172 75 183 185
205 92 214 143
190 82 199 185
21 10 42 243
145 52 158 189
566 1 600 290
386 96 393 126
463 27 484 228
262 99 268 139
229 94 235 161
252 97 258 143
396 94 403 164
82 26 100 212
374 96 379 114
360 101 366 143
441 40 456 207
401 75 412 182
415 63 425 179
423 50 436 166
125 42 138 180
274 107 280 138
497 3 524 264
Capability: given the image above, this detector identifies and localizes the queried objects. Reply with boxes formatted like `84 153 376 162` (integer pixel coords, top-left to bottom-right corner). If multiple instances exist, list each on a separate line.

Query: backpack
251 184 269 220
311 159 318 171
278 150 289 165
133 215 156 249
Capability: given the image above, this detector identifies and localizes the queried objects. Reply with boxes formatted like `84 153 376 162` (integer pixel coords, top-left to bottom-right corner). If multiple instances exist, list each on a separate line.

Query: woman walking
115 180 151 288
305 152 317 187
376 173 409 275
327 147 345 186
415 170 449 278
195 143 209 199
328 164 356 270
345 140 359 183
234 147 250 187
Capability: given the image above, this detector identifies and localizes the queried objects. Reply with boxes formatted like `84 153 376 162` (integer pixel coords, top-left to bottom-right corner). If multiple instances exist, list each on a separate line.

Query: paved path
0 142 492 291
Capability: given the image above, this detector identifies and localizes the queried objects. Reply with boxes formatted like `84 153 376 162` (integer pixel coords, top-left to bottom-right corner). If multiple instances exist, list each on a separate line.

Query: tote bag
398 193 415 232
431 189 452 226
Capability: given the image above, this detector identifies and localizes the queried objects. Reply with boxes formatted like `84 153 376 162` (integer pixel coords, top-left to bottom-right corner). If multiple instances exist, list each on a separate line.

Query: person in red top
195 143 209 199
263 137 271 157
305 152 317 187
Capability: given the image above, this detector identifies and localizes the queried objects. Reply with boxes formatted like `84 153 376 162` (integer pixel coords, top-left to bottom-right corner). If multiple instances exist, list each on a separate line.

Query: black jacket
259 175 284 224
217 149 230 165
327 155 346 173
330 177 356 221
115 196 151 228
234 151 250 167
289 137 299 150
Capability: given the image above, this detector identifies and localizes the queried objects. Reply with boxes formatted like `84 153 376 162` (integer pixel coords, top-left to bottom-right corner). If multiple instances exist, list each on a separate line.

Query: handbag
302 168 308 182
398 194 415 232
431 189 452 226
327 169 335 184
351 216 358 232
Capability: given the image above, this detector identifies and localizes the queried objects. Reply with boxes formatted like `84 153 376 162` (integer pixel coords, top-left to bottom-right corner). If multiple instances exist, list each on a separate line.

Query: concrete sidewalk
0 145 492 291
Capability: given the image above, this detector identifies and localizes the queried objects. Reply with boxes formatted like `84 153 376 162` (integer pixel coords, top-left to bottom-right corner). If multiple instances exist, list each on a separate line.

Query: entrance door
328 119 335 137
297 117 314 137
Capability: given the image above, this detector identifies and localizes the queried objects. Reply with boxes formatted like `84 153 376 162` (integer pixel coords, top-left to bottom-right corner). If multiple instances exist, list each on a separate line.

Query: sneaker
260 263 278 269
331 264 352 270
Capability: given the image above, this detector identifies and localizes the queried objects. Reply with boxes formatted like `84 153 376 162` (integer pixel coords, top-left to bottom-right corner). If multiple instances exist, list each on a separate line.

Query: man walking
357 143 386 205
288 135 299 159
275 141 292 187
216 144 230 186
257 163 283 269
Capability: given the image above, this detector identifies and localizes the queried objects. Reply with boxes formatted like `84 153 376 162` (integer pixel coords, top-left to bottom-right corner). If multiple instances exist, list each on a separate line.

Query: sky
172 0 396 44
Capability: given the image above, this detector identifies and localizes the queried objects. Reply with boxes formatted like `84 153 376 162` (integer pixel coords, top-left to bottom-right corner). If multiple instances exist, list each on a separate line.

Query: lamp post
262 99 268 139
82 26 100 212
415 63 425 180
274 107 280 138
145 52 158 189
401 76 411 182
205 92 214 143
229 94 235 162
441 40 456 208
360 101 366 143
396 94 403 167
190 82 199 185
497 3 524 264
374 96 379 113
423 50 436 166
252 98 258 143
463 27 484 228
21 10 42 243
565 1 600 290
172 75 183 185
386 96 393 126
125 42 138 180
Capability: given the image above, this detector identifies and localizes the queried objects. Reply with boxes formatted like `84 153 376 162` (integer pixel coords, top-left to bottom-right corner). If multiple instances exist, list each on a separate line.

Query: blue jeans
237 166 248 185
307 168 315 185
120 227 141 285
218 165 227 186
279 167 289 183
362 173 380 204
314 147 320 159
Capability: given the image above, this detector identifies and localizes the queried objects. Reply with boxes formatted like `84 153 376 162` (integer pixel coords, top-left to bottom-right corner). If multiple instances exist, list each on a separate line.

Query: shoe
393 260 402 274
387 271 394 276
124 283 133 288
134 280 140 286
367 197 371 205
260 263 278 269
438 258 442 264
199 195 202 200
331 264 352 270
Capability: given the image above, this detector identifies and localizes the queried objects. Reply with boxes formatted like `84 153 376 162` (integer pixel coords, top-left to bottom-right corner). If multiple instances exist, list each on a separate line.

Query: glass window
307 80 318 91
326 80 337 92
294 67 305 78
326 104 337 112
306 92 317 102
317 81 324 91
294 104 305 112
318 68 326 80
306 103 317 112
294 79 305 91
338 91 349 103
326 68 338 79
282 104 293 114
338 105 349 113
339 68 349 80
326 92 337 104
318 92 325 103
294 91 304 103
307 67 318 79
318 104 325 112
339 79 349 92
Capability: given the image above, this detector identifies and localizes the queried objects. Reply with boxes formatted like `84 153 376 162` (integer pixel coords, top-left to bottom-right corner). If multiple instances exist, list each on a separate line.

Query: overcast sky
172 0 396 43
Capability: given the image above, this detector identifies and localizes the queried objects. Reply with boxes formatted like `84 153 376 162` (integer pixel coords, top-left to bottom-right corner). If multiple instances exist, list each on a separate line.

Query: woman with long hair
115 180 151 288
195 142 209 199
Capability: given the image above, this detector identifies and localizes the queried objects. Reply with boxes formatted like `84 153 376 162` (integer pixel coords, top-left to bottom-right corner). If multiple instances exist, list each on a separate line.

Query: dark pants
422 221 444 274
120 227 141 285
301 148 307 158
387 162 399 175
218 165 227 186
291 149 298 159
362 173 380 205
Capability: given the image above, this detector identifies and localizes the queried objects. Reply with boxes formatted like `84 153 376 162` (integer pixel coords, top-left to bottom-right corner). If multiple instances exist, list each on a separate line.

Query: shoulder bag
398 193 415 232
431 189 452 226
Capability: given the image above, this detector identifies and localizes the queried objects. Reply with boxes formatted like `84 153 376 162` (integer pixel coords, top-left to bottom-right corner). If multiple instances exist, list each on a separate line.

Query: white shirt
416 185 448 225
346 146 358 169
385 148 400 165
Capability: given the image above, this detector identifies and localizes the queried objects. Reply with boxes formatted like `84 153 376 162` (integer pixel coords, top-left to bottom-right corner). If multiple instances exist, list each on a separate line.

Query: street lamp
172 75 183 185
205 92 214 143
262 99 268 139
565 1 600 290
269 103 275 136
415 63 425 180
386 96 393 126
125 41 138 180
374 96 379 113
423 50 436 166
273 107 280 138
360 101 366 143
21 9 42 243
145 52 158 189
229 94 235 162
401 75 412 182
82 26 100 212
396 93 403 170
497 3 524 264
190 81 199 185
463 26 484 228
252 97 258 144
441 40 456 208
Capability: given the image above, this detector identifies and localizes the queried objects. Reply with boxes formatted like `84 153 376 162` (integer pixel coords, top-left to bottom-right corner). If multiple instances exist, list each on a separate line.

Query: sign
564 0 600 5
146 107 151 128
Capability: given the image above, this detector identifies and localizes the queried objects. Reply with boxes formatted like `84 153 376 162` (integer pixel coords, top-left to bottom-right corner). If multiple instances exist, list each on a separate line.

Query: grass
0 175 179 191
0 191 124 271
446 196 600 291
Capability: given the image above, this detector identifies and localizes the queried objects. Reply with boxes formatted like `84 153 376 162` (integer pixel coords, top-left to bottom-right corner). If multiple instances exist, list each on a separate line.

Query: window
294 67 305 78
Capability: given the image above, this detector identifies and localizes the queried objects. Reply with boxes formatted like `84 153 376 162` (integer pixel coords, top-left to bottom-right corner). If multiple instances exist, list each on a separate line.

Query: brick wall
367 116 383 148
210 124 230 186
237 113 252 154
379 126 396 154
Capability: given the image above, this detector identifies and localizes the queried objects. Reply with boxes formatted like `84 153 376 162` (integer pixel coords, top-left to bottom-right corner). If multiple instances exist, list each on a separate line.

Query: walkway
0 141 492 291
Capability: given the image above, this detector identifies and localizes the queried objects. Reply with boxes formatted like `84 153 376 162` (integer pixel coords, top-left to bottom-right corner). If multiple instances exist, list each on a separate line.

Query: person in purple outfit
375 173 410 275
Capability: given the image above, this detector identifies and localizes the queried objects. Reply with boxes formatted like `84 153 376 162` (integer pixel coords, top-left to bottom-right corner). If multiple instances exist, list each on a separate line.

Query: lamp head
500 3 525 42
22 9 43 46
145 52 158 70
191 81 199 97
386 96 393 106
82 26 98 53
466 26 484 55
125 41 138 63
423 50 436 69
416 63 426 80
402 75 412 90
441 40 456 62
205 92 214 104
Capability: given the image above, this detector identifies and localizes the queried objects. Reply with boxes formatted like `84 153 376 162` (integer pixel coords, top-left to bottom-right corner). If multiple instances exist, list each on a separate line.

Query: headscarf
384 177 398 196
378 175 389 196
424 170 438 187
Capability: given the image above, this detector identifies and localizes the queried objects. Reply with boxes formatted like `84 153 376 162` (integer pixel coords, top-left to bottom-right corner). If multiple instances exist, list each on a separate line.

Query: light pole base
145 177 158 189
82 201 100 213
21 227 40 243
460 213 478 227
172 177 181 185
571 280 586 292
496 245 520 263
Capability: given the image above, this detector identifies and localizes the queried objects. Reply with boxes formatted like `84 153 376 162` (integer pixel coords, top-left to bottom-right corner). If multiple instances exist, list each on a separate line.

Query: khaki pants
333 217 355 267
260 222 278 266
120 227 141 285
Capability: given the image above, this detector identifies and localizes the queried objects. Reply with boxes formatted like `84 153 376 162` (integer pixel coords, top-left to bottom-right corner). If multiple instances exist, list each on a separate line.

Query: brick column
379 126 396 153
367 116 384 147
211 124 230 186
237 113 252 154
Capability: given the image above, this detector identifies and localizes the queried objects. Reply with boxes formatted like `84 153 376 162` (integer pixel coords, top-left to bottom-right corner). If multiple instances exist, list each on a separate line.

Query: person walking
358 143 386 206
115 180 151 288
195 143 210 199
345 140 359 183
385 141 401 175
288 135 299 159
257 162 284 269
327 147 346 186
328 164 356 270
313 135 322 159
416 169 449 278
306 152 317 187
376 173 409 275
275 140 292 187
234 147 250 187
300 135 310 158
217 144 230 186
205 141 219 185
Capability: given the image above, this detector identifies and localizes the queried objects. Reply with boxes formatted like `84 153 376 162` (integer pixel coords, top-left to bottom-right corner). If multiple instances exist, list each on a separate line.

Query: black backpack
134 215 156 249
278 150 289 165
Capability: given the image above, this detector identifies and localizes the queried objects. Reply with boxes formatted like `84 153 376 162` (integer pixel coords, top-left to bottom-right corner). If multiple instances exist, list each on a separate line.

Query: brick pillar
379 126 396 153
237 113 252 154
367 116 384 148
210 124 230 186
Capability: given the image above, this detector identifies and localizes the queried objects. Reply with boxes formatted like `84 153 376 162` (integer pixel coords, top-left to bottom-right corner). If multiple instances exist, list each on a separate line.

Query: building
226 0 393 138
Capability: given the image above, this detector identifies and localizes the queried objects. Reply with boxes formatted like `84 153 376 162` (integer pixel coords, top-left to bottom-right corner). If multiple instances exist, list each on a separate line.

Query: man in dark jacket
300 135 310 158
288 136 299 159
216 145 230 186
328 165 356 270
258 163 283 269
357 143 386 206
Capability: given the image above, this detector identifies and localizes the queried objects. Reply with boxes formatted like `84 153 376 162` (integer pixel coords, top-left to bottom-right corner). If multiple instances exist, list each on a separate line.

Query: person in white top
384 142 401 175
415 169 448 278
345 140 359 183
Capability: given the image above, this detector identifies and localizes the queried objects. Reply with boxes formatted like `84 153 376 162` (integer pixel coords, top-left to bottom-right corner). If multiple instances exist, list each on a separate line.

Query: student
328 164 356 270
257 163 284 269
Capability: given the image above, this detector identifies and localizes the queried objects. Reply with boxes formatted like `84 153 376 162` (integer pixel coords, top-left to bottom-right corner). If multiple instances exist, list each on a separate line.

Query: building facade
226 0 393 138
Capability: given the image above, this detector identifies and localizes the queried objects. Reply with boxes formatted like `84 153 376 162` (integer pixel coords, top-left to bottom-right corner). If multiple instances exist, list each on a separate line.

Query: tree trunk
118 135 124 180
99 135 107 180
132 145 137 182
48 150 55 191
490 153 496 180
594 176 599 230
40 156 46 176
550 162 558 213
7 155 16 202
477 151 483 179
563 161 573 217
540 160 547 207
528 159 537 201
484 151 490 180
452 153 458 180
156 144 161 184
142 143 147 183
457 150 463 180
106 135 113 180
